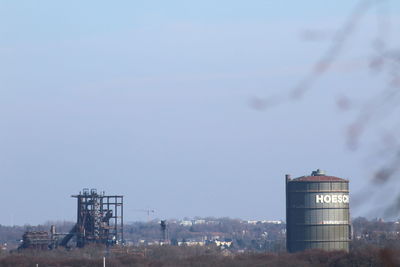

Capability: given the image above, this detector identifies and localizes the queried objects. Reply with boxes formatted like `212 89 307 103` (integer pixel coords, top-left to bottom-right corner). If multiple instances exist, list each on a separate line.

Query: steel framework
62 188 124 247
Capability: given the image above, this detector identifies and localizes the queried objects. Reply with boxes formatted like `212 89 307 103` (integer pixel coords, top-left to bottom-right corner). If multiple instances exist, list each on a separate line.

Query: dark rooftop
289 169 348 182
292 176 347 182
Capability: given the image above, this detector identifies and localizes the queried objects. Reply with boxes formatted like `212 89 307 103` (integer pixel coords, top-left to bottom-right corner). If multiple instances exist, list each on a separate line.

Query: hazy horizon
2 1 400 225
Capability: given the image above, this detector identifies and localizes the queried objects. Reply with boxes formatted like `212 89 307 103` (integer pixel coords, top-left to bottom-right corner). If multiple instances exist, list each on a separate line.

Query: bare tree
251 0 400 218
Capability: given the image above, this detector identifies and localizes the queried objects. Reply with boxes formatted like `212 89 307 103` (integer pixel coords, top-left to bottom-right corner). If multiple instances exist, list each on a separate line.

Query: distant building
260 220 283 224
180 220 193 227
245 220 283 225
178 240 205 246
214 240 233 248
286 170 351 252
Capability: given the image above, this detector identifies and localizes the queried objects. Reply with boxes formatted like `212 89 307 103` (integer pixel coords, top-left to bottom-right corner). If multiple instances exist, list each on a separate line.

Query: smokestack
50 225 56 235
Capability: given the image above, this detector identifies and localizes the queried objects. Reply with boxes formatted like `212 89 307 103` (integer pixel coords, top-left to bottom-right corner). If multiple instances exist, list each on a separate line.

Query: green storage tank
286 169 351 252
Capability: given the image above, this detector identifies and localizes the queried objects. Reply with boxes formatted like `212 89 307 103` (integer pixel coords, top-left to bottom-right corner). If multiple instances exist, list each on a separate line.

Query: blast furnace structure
286 170 350 252
61 188 124 247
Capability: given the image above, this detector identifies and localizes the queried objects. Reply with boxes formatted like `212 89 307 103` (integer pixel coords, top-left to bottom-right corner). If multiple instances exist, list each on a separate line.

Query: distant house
178 239 205 246
261 220 283 224
180 219 206 226
214 240 233 248
245 220 283 225
179 220 193 227
206 232 224 240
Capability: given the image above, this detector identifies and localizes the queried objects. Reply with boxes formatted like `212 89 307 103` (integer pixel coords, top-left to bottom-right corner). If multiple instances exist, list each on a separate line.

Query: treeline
352 217 400 250
0 245 398 267
125 217 400 251
1 217 400 251
124 217 285 251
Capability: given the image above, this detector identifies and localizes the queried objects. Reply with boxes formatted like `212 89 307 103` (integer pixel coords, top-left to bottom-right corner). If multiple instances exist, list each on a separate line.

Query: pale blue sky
1 0 399 224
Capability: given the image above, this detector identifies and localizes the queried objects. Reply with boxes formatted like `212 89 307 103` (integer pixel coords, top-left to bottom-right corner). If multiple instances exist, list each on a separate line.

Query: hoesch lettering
315 194 349 203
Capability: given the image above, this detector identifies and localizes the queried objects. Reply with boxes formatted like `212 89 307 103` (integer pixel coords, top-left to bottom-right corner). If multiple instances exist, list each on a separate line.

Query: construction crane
132 209 155 222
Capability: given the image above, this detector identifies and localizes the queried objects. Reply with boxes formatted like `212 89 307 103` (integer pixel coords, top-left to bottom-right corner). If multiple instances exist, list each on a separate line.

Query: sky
1 0 400 225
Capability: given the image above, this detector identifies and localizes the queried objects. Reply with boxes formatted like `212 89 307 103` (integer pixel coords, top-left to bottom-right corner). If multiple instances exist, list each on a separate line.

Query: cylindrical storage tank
286 170 350 252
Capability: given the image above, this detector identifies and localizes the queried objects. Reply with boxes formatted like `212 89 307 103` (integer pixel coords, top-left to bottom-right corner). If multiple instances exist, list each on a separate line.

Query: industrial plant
19 188 124 249
286 169 351 252
18 170 354 254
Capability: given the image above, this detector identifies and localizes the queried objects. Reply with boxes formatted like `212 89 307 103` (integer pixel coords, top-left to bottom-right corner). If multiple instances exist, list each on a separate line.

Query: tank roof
291 175 347 182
